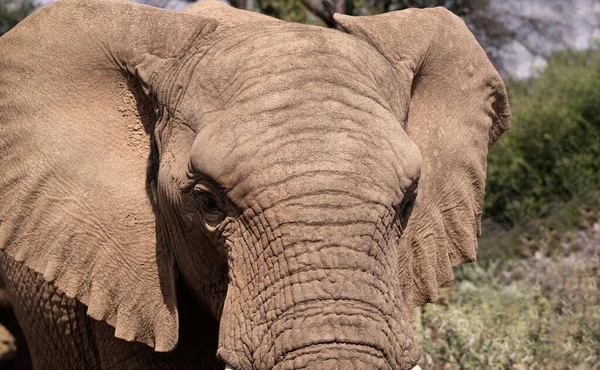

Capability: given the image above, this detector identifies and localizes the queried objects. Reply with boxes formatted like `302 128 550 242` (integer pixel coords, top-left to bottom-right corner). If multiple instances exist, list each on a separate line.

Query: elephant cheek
162 214 229 318
217 284 252 370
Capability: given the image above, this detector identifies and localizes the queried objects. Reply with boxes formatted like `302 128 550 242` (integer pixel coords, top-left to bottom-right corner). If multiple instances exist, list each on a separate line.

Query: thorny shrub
415 223 600 369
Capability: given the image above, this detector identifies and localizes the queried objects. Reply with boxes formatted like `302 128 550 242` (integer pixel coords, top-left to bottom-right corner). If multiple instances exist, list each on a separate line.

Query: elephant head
0 0 510 369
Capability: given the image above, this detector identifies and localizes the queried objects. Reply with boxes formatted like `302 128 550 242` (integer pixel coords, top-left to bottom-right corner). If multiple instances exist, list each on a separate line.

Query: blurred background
1 0 599 368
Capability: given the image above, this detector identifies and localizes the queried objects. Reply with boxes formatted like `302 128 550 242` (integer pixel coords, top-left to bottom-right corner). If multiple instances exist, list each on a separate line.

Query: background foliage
485 49 600 227
417 225 599 369
0 0 34 36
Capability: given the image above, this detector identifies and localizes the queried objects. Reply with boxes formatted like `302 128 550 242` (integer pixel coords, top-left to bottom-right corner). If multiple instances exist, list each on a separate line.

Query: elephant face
157 27 423 367
0 0 510 369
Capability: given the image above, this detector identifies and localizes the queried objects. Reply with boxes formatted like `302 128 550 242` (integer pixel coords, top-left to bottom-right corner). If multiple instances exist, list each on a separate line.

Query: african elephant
0 0 511 368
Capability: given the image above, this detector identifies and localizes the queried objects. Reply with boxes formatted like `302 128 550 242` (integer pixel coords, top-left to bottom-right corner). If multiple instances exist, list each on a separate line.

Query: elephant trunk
264 298 412 370
217 201 420 370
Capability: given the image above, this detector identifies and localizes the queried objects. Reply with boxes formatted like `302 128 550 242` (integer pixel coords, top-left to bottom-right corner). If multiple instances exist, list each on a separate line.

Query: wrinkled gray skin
0 0 510 369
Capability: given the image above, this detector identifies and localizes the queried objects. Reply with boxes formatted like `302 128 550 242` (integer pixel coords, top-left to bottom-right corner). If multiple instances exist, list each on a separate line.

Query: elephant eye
188 182 226 230
398 183 418 231
399 199 415 231
195 191 220 214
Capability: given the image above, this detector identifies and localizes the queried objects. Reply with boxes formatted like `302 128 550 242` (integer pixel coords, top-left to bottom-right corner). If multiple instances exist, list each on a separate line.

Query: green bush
477 191 599 262
0 0 36 36
484 49 600 227
254 0 312 24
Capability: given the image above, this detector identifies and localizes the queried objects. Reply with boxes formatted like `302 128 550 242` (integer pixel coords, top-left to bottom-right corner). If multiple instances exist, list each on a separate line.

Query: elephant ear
0 0 218 351
334 8 511 309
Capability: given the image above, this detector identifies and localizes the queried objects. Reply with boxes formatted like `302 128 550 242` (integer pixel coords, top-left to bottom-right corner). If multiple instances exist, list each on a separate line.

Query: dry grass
415 223 600 369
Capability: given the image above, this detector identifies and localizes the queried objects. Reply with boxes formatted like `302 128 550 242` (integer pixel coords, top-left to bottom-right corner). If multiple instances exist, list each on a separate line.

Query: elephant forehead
190 102 421 209
180 23 404 117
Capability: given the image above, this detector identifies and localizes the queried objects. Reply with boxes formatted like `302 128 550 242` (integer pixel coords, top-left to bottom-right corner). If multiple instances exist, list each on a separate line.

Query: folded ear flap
0 0 217 351
335 8 511 309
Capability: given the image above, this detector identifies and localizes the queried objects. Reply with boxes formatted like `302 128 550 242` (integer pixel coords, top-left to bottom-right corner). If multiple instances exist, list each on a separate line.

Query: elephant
0 0 511 369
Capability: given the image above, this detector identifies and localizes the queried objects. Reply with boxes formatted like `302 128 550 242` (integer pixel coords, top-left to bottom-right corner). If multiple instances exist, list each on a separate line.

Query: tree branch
300 0 336 26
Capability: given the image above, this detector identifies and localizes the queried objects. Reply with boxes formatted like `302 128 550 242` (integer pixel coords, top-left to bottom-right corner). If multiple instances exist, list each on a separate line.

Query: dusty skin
0 0 510 369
